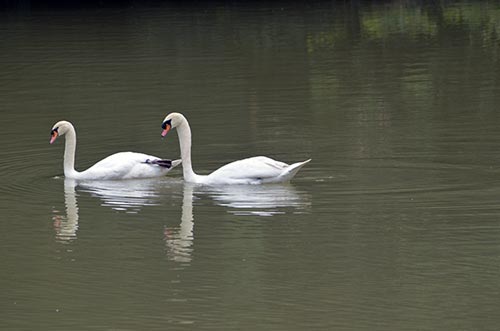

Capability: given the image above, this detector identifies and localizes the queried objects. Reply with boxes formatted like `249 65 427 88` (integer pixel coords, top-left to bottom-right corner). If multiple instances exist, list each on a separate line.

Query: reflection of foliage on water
305 1 500 163
306 30 349 53
443 4 500 29
306 2 500 53
361 6 437 39
443 5 500 49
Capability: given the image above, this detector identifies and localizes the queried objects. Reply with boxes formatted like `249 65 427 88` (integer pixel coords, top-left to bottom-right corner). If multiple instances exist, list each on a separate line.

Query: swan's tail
278 159 311 182
171 159 182 168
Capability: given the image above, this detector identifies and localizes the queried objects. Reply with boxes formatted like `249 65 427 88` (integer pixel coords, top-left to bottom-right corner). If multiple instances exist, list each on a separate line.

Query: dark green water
1 2 500 330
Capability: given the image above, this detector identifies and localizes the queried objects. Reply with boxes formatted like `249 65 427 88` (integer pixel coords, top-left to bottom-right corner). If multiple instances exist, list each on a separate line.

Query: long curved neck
177 119 202 183
63 127 79 178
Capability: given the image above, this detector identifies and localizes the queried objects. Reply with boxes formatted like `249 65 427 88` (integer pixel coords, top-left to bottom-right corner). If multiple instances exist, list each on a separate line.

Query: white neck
62 126 80 178
176 119 204 183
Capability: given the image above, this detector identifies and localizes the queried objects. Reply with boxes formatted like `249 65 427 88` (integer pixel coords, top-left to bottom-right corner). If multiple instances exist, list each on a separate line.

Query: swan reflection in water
199 183 311 217
164 183 310 260
76 178 171 213
76 178 194 262
53 178 194 262
53 178 310 261
164 183 194 263
52 179 79 242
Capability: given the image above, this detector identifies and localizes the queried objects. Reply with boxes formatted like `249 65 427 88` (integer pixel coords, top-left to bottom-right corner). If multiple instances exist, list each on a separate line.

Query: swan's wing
80 152 179 180
209 156 291 184
144 159 173 168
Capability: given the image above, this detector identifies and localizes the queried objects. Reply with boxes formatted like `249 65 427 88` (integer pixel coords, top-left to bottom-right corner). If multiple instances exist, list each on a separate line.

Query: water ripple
0 146 55 201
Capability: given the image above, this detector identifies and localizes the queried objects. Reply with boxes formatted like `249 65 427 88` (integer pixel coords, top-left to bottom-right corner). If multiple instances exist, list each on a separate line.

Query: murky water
2 2 500 330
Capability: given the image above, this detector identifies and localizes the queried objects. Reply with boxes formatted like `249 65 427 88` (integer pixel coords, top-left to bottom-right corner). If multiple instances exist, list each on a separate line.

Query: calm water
1 1 500 330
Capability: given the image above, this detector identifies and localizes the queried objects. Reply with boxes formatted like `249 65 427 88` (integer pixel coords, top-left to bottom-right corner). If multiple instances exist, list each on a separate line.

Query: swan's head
50 120 74 144
161 112 186 137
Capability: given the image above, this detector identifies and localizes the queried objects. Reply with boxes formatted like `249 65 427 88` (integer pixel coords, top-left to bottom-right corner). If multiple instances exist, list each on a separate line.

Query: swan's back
78 152 178 180
205 156 309 185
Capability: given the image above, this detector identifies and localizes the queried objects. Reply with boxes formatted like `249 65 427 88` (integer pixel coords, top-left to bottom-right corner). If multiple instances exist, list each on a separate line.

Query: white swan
50 120 181 180
160 113 311 185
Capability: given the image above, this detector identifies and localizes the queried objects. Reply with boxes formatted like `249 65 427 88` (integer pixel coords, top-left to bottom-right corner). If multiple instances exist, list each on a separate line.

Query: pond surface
1 1 500 330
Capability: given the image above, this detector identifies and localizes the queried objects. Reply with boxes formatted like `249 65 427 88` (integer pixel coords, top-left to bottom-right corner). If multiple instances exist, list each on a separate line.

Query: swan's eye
51 127 59 136
161 120 172 130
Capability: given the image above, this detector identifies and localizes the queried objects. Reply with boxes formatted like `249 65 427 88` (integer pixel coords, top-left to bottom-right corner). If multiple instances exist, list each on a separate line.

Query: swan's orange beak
50 131 58 144
161 124 171 137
